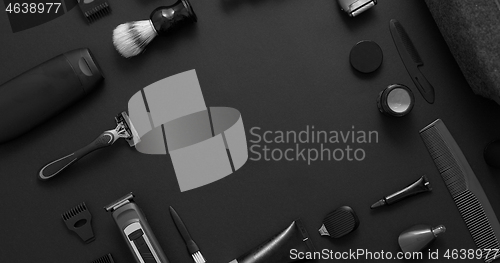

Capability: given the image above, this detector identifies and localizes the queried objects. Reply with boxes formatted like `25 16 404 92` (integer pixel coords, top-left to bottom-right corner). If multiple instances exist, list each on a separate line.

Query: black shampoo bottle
0 48 103 144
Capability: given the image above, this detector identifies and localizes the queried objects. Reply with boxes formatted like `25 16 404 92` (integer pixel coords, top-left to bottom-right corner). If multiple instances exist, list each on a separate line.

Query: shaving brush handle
38 131 116 181
150 0 197 35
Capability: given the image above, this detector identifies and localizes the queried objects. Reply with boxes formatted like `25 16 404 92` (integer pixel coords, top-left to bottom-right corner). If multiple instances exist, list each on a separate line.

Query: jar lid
350 40 383 73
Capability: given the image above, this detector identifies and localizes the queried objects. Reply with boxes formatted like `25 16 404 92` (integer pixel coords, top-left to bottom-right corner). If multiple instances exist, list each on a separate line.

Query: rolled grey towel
425 0 500 102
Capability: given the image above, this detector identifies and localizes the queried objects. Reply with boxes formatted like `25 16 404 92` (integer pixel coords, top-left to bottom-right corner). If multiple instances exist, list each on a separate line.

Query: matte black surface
2 0 500 262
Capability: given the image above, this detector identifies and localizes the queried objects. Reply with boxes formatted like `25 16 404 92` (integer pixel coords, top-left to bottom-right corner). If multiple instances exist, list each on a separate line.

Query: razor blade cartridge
115 112 140 147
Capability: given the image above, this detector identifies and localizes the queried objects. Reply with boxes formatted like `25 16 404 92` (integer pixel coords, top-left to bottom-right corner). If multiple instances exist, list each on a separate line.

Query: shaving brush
112 0 197 58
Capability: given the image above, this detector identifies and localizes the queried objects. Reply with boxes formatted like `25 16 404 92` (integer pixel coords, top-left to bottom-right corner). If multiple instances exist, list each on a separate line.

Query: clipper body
105 193 169 263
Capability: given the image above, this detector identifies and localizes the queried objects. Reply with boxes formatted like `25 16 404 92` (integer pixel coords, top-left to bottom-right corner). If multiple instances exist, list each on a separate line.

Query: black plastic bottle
0 48 104 144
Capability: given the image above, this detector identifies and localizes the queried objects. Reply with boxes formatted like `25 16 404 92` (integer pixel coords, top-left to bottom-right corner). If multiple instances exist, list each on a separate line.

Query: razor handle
111 202 170 263
38 131 117 180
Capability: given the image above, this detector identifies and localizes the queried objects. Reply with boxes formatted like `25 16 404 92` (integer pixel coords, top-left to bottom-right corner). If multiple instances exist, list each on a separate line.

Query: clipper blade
115 111 140 147
62 202 95 243
91 253 115 263
104 192 134 212
78 0 111 23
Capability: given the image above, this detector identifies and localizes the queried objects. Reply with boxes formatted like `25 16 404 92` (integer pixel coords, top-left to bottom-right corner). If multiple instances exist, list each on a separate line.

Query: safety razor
104 193 170 263
38 111 140 180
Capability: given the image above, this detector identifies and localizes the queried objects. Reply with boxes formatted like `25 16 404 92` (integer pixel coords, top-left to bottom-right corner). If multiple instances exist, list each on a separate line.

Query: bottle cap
64 48 104 94
431 225 446 237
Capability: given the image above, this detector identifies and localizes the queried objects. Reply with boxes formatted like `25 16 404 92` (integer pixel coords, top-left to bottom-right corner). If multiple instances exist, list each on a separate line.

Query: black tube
371 175 432 208
0 48 103 144
385 175 432 204
229 219 316 263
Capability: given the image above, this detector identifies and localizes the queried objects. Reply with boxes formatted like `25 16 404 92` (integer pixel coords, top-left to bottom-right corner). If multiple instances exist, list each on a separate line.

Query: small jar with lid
377 84 415 117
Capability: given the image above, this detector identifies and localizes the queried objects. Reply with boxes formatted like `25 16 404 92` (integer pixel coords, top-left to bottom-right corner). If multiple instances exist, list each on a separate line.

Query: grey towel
425 0 500 102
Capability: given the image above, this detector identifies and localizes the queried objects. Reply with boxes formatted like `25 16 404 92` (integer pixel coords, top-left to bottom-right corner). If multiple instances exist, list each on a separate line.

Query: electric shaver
104 193 170 263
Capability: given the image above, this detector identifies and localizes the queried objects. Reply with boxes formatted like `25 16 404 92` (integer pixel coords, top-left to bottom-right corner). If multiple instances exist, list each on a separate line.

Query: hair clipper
104 193 170 263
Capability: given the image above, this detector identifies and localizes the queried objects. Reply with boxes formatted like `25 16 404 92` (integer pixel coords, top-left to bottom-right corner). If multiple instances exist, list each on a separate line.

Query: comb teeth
420 125 467 196
321 206 359 238
192 251 206 263
85 3 111 23
454 191 500 263
420 119 500 263
62 202 88 221
394 20 423 65
91 254 115 263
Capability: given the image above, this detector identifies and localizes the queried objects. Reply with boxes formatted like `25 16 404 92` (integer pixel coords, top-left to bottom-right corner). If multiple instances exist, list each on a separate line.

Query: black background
1 0 500 262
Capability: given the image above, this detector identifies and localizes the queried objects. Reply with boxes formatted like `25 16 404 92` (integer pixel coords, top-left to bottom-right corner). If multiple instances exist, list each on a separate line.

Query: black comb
91 254 115 263
393 20 423 65
319 206 359 238
78 0 111 23
62 202 95 243
420 119 500 263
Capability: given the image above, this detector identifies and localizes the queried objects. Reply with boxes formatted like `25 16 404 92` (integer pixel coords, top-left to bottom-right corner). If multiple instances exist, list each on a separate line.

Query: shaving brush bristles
112 20 158 58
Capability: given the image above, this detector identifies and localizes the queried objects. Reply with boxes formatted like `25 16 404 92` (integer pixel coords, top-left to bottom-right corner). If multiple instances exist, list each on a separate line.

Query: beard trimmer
38 111 140 180
104 193 170 263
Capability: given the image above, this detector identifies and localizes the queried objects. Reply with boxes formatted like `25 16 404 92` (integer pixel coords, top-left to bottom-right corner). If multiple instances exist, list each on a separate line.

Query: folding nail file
40 70 248 192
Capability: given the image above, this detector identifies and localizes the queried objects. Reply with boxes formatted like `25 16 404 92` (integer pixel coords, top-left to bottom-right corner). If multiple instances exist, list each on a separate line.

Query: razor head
62 202 95 243
104 192 135 212
91 253 115 263
115 111 140 147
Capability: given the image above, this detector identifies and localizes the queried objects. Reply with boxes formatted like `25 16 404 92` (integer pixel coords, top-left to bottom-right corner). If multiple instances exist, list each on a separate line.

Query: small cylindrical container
0 48 104 144
377 84 414 117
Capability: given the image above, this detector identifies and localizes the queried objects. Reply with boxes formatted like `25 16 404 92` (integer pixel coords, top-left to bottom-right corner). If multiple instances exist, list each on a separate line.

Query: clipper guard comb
91 253 115 263
79 0 111 23
62 202 95 243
